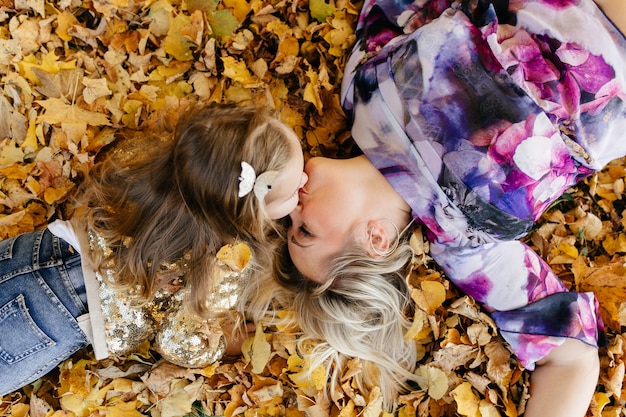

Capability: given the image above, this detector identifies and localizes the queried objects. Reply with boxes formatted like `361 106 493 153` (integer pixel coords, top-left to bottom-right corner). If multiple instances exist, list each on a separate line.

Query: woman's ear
365 219 392 258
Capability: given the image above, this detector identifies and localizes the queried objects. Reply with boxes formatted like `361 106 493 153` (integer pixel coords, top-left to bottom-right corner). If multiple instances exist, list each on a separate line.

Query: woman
282 0 626 415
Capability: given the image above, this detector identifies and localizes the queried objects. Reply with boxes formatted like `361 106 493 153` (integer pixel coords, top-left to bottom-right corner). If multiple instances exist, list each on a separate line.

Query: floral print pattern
341 0 626 368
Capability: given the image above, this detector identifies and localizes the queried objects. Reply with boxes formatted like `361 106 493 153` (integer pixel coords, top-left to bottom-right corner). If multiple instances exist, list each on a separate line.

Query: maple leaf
19 50 77 84
33 67 83 102
36 98 110 126
572 256 626 330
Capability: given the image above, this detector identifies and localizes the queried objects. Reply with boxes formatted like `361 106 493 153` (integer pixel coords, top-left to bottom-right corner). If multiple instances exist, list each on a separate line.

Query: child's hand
224 321 256 356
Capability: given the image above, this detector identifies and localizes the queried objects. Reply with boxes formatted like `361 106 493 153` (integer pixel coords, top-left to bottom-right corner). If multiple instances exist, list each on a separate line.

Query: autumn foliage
0 0 626 416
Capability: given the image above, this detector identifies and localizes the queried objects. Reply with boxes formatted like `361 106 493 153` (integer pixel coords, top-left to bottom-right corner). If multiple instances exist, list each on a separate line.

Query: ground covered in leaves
0 0 625 416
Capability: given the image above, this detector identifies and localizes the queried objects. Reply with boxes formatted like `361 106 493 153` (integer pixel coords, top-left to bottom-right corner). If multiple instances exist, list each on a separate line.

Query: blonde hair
75 103 295 318
273 238 420 410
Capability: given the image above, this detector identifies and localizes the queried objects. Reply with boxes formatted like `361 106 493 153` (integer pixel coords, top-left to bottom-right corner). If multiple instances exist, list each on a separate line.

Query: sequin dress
58 221 246 368
341 0 626 368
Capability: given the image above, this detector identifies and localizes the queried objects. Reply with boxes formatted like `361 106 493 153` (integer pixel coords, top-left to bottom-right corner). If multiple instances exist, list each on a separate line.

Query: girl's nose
299 172 309 188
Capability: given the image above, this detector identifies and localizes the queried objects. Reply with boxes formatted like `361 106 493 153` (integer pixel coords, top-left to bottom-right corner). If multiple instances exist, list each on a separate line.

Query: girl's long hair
74 103 294 318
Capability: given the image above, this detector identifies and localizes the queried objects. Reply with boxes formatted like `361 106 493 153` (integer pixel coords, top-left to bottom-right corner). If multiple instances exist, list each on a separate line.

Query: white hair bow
238 161 279 201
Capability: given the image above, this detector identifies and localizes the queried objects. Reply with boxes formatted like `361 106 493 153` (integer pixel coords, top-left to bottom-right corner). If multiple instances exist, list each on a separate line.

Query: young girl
0 102 306 396
281 0 626 415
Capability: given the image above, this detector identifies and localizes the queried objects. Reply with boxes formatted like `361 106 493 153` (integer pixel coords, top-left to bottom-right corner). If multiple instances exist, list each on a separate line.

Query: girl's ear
365 219 392 258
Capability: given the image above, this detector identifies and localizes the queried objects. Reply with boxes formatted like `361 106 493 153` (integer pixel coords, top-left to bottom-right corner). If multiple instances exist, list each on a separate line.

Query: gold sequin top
88 231 245 368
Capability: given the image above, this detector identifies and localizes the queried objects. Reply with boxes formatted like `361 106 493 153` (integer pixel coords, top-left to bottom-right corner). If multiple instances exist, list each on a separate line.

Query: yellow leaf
558 241 579 258
7 403 28 417
44 184 73 205
248 322 271 373
19 51 76 83
21 117 38 153
248 375 284 405
82 77 112 104
303 69 322 113
413 280 446 314
404 307 431 341
572 257 626 330
59 393 99 417
157 378 202 417
0 139 25 166
309 0 335 22
337 399 356 417
216 242 251 272
324 13 355 57
180 9 204 46
86 127 116 152
277 35 299 58
287 353 327 391
98 400 144 417
148 0 174 36
602 233 626 255
478 400 501 417
121 99 143 128
593 391 611 414
149 62 193 82
36 98 110 126
50 411 75 417
415 365 448 400
222 0 251 22
91 0 132 17
266 20 292 39
165 13 196 61
221 56 260 87
363 387 383 417
56 11 79 41
450 382 481 417
310 364 327 390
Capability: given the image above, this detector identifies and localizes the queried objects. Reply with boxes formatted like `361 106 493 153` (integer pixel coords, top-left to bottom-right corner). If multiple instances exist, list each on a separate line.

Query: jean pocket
0 294 55 364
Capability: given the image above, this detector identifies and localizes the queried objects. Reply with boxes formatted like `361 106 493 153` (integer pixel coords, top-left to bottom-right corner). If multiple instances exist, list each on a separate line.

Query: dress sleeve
430 238 604 369
153 294 227 368
154 269 244 368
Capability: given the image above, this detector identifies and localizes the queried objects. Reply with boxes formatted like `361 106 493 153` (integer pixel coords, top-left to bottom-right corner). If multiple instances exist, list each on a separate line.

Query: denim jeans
0 228 89 396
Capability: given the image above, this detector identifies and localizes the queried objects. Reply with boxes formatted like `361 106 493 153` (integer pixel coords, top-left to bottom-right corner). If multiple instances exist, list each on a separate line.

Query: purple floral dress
341 0 626 368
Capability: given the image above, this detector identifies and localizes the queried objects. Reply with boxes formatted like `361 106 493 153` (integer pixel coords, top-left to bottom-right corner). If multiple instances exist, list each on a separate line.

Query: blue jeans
0 228 89 396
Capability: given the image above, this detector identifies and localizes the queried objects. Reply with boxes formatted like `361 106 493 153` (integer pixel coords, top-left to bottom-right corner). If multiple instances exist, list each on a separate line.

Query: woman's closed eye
298 224 312 237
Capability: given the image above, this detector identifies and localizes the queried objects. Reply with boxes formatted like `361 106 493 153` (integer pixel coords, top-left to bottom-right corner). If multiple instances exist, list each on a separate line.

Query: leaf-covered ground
0 1 625 416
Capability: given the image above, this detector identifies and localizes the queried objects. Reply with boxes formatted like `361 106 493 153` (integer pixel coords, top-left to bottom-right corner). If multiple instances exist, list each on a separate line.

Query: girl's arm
524 338 600 417
594 0 626 35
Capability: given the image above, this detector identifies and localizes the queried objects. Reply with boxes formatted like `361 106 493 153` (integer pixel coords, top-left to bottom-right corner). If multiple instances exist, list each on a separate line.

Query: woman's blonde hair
75 102 295 318
272 238 420 410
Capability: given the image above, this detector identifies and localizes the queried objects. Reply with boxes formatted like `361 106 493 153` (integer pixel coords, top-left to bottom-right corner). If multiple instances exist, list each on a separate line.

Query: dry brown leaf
572 256 626 330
